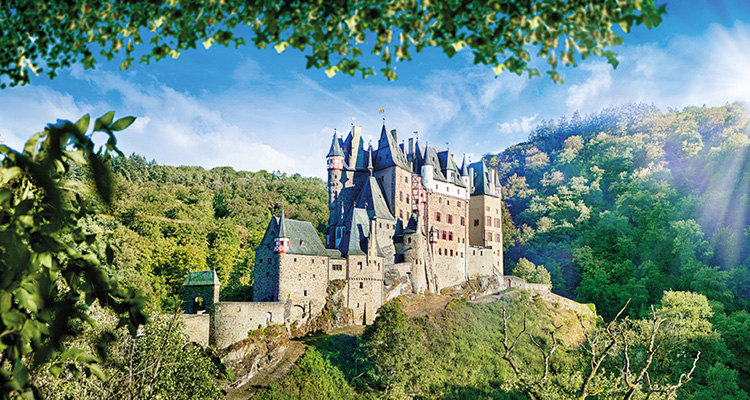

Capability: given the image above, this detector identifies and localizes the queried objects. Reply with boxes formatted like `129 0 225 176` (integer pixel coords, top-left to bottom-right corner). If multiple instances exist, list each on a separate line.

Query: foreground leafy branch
1 0 666 86
0 113 147 399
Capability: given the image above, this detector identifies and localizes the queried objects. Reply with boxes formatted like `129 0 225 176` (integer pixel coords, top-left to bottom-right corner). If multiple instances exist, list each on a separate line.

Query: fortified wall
210 301 286 349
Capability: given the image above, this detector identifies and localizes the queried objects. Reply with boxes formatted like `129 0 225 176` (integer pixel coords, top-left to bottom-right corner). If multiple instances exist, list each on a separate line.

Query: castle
206 123 506 348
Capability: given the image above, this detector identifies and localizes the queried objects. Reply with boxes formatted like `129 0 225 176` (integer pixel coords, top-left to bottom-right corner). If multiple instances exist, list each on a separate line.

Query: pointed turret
273 210 290 253
460 154 469 176
367 143 374 175
327 132 344 170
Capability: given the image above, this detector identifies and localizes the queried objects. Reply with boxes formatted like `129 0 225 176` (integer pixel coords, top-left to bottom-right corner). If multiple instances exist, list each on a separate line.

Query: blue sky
2 1 750 179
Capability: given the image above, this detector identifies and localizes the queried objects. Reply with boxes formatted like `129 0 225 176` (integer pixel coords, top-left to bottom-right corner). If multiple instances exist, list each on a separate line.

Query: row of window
437 198 462 207
434 212 466 226
437 248 464 257
484 217 501 227
486 206 500 214
259 257 327 264
486 232 501 242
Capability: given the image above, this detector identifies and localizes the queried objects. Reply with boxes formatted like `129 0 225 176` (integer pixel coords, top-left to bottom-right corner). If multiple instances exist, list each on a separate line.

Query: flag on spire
378 109 385 114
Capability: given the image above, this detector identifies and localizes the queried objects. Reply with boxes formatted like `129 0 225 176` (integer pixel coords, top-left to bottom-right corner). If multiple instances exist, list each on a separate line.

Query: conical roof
277 209 289 238
327 132 344 157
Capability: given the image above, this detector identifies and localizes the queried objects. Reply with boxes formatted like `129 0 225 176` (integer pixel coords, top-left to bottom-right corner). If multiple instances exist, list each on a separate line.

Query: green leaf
110 116 135 131
94 111 115 131
88 363 106 381
13 361 29 387
1 167 23 184
0 292 11 312
74 114 90 135
48 364 62 378
2 310 25 329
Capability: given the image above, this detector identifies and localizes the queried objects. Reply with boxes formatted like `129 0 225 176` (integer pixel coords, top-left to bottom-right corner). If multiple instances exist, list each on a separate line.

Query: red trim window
494 218 501 228
447 214 453 224
496 233 501 242
448 231 453 241
460 216 465 226
435 211 441 222
486 216 492 226
442 230 447 240
487 232 492 242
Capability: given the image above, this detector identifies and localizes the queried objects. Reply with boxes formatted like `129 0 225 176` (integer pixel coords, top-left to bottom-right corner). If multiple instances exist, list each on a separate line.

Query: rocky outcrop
440 275 503 299
218 325 300 396
291 279 354 337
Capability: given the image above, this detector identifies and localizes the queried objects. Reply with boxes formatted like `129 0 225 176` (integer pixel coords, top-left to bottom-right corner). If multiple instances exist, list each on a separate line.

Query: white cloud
0 85 90 150
565 62 613 113
497 114 539 135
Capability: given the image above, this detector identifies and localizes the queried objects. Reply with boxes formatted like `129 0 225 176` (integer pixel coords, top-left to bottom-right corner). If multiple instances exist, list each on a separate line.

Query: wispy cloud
497 114 539 135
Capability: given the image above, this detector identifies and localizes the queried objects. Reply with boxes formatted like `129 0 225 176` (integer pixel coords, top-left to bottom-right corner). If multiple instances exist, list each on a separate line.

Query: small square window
304 290 308 296
359 282 364 289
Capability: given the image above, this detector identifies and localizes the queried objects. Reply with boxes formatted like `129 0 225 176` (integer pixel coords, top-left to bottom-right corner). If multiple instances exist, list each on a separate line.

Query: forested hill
486 102 750 319
101 156 328 306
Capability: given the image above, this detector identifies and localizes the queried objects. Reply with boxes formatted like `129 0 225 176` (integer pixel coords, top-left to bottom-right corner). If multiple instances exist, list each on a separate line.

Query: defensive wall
210 301 286 349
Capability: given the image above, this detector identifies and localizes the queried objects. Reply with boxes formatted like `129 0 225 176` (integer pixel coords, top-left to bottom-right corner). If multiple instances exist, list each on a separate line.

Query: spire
367 143 374 176
273 210 290 253
460 154 469 176
278 209 288 238
327 131 344 157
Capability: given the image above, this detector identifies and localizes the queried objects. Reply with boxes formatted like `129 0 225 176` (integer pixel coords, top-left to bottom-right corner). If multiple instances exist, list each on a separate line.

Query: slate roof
374 125 411 171
261 214 330 256
338 208 371 255
469 161 494 196
183 270 221 286
327 132 344 157
354 176 395 221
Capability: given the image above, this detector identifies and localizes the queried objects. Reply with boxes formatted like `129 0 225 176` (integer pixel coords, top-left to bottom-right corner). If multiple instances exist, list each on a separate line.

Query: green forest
2 103 750 399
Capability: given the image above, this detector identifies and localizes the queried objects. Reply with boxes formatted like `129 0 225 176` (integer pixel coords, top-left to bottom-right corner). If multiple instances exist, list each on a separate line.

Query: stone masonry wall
424 191 469 290
466 246 496 279
254 238 279 302
210 301 285 349
278 254 329 323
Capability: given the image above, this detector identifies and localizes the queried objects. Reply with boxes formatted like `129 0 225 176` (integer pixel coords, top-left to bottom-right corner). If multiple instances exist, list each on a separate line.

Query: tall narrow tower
327 132 345 204
273 210 290 254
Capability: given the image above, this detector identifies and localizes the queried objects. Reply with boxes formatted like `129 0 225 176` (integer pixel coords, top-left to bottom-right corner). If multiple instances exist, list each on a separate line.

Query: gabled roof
338 208 370 255
183 270 220 286
422 144 447 181
438 150 458 173
354 176 395 221
262 214 329 256
374 125 411 171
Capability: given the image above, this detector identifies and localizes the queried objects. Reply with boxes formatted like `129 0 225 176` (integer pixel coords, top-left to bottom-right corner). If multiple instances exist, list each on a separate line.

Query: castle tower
327 132 345 204
273 210 290 253
460 154 471 190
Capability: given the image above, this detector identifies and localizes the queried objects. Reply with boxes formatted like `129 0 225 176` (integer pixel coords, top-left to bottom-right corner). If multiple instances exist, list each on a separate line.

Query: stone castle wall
505 275 551 293
424 191 469 289
210 301 286 349
466 245 497 279
278 254 329 322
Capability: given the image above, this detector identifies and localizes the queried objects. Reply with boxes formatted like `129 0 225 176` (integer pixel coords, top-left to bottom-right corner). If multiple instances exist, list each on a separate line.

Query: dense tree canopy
1 0 666 87
488 102 750 395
